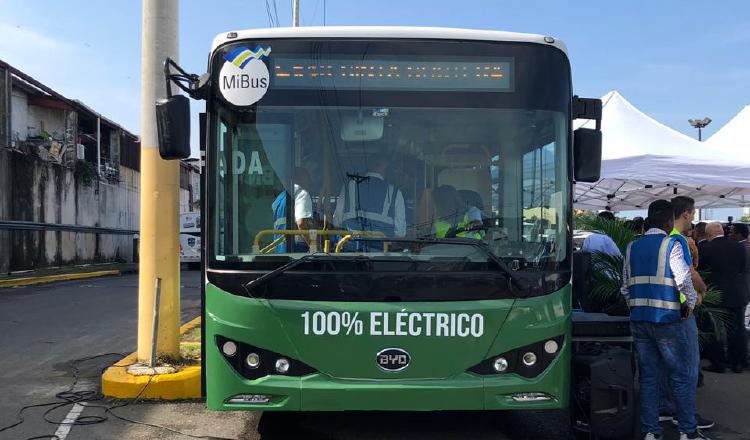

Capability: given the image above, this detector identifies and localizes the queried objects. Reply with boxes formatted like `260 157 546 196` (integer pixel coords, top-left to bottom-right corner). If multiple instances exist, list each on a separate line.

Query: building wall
0 149 10 274
0 150 141 272
26 104 66 138
10 87 27 142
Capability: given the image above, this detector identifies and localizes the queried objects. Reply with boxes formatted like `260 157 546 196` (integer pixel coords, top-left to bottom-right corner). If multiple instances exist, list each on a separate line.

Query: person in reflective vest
663 196 713 433
333 155 405 250
621 199 704 440
432 185 482 239
271 167 314 253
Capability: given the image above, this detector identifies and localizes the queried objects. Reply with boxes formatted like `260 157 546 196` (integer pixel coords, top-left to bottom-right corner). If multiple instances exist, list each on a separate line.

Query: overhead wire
311 0 320 26
271 0 280 28
264 0 275 27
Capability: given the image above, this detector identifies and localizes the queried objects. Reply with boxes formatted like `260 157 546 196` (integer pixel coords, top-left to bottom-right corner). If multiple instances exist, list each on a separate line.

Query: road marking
53 403 85 440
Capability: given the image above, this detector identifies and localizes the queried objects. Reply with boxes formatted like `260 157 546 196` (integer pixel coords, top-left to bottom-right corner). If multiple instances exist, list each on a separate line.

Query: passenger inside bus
332 154 406 239
431 185 483 239
271 166 315 253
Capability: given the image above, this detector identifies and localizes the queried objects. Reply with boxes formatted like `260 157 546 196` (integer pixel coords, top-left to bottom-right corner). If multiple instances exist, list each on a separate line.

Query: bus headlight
275 358 290 374
245 353 261 369
493 357 509 373
544 340 559 354
468 336 563 378
216 336 317 380
522 352 537 367
222 341 237 357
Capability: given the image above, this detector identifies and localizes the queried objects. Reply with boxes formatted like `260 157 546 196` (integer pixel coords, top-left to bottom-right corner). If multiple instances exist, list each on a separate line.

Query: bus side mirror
572 96 603 183
156 95 191 160
573 128 602 182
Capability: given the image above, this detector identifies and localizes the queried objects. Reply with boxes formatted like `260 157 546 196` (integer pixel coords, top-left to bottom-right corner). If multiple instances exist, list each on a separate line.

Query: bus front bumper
206 359 569 411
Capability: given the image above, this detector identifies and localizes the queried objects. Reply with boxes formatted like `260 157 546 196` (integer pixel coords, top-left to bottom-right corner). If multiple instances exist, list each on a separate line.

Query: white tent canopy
574 91 750 211
706 104 750 159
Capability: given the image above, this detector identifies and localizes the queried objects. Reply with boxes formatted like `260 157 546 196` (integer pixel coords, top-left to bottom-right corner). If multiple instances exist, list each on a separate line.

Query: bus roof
210 26 567 55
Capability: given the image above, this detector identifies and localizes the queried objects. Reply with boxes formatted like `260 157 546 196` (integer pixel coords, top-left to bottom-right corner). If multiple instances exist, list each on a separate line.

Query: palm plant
576 216 634 315
694 284 733 348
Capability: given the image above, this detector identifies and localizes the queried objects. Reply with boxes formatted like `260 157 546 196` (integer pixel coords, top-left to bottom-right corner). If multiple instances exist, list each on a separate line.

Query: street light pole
688 116 712 221
688 117 712 142
138 0 181 362
293 0 300 27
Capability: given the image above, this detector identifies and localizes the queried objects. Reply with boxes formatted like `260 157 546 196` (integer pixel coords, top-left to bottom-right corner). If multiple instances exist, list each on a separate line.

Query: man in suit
728 223 750 334
692 222 708 266
699 222 749 373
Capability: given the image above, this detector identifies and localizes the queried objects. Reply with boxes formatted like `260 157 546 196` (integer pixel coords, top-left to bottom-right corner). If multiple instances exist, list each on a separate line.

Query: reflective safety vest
271 191 308 253
340 177 398 237
433 212 482 240
669 229 692 304
625 234 691 323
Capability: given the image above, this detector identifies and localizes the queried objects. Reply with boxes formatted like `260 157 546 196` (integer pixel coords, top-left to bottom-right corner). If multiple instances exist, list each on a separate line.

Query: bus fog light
222 341 237 357
544 340 559 354
511 392 553 402
245 353 261 369
493 357 509 373
227 394 270 404
522 352 537 366
275 358 290 374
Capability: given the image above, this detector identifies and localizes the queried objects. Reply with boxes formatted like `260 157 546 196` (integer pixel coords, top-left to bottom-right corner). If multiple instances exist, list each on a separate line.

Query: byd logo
376 348 410 372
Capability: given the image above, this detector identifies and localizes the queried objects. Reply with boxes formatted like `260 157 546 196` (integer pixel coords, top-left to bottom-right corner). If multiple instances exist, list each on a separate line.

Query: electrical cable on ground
0 352 236 440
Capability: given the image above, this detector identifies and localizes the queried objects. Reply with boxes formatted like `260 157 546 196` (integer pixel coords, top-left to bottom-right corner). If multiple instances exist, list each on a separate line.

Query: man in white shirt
272 167 314 252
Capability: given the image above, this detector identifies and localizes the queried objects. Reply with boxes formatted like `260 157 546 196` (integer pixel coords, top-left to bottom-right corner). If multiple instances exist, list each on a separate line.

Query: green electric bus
157 26 602 413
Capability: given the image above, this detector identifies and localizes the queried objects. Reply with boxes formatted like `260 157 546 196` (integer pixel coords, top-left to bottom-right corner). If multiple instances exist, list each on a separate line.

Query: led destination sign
271 57 513 91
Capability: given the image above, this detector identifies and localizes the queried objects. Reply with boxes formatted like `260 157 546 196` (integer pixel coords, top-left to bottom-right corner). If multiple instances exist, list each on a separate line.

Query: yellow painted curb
0 270 120 288
102 316 202 400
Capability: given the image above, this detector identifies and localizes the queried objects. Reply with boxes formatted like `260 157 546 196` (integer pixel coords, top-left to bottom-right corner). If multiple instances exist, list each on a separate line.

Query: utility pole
688 117 712 142
138 0 180 362
293 0 300 27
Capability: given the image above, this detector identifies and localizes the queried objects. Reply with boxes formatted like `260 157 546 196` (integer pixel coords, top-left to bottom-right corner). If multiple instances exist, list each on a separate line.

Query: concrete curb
101 317 202 400
0 270 121 288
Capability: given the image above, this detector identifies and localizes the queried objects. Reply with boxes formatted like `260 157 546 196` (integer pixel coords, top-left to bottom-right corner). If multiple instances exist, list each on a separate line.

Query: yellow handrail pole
335 235 353 253
253 229 387 254
260 236 286 254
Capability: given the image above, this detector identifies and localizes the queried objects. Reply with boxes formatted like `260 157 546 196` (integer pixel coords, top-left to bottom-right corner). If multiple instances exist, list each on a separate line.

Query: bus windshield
208 39 570 273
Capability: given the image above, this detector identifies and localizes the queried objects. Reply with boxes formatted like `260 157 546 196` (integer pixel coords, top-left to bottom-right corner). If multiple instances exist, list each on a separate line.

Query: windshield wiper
243 254 324 296
351 237 528 293
243 254 370 297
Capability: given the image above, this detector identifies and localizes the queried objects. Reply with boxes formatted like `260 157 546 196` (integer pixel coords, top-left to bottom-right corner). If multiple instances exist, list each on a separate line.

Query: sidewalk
0 262 137 288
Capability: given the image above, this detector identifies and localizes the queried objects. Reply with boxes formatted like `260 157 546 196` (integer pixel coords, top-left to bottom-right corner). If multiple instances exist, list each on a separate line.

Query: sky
1 0 749 159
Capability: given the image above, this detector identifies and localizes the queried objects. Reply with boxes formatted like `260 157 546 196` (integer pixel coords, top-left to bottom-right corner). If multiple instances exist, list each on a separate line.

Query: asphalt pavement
1 271 749 440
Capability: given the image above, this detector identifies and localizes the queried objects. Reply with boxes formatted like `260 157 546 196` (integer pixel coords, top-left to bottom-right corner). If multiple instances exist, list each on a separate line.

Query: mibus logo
376 348 410 372
219 45 272 106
